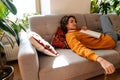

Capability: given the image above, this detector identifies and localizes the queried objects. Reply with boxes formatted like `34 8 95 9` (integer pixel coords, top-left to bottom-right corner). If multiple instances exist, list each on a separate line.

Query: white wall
41 0 91 15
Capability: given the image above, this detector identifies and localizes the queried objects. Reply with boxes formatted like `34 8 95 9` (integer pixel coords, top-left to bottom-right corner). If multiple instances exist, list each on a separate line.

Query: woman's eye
71 20 73 23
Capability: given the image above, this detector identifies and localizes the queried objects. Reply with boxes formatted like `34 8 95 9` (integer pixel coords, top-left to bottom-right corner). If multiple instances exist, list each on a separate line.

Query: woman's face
66 17 77 31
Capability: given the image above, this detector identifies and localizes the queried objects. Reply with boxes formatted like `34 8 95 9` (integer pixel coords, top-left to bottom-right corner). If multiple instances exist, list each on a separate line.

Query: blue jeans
100 15 118 44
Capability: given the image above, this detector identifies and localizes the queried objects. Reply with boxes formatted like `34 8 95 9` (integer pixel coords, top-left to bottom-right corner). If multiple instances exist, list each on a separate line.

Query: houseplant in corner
91 0 120 15
110 0 120 15
91 0 111 14
0 0 25 79
90 0 100 13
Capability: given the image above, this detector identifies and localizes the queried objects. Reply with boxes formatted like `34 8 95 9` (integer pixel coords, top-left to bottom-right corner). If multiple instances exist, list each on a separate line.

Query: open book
80 30 101 38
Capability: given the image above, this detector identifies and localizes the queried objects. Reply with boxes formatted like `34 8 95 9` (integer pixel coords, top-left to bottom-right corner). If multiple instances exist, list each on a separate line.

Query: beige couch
18 14 120 80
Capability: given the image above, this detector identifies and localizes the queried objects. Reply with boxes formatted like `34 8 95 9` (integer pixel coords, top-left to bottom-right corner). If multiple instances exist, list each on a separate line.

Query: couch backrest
108 14 120 31
29 14 120 43
84 14 102 32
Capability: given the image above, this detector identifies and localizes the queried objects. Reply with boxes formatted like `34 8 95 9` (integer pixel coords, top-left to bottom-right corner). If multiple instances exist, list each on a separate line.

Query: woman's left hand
81 26 88 30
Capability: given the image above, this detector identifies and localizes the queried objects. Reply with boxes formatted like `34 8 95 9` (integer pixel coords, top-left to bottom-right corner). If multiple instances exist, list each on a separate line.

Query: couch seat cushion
39 49 120 80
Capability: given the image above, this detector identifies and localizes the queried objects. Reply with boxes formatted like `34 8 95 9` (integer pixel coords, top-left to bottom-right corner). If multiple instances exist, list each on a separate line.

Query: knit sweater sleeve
66 33 99 61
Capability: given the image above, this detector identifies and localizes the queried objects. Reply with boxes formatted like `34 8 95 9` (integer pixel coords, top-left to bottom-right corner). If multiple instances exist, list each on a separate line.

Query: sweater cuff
88 54 99 61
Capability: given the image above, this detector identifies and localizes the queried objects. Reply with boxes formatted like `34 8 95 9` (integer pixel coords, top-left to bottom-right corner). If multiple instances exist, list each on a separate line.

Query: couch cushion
28 31 59 56
108 15 120 40
39 49 120 80
108 14 120 31
84 14 102 32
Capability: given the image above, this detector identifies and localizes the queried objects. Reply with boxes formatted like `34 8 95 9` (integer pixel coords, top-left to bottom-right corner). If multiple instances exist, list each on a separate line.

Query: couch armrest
18 31 39 80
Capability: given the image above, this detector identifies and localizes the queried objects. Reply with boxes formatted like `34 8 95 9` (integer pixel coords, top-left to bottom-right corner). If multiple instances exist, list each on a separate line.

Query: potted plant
0 0 25 79
91 0 120 15
99 0 111 14
90 0 100 13
110 0 120 15
91 0 111 14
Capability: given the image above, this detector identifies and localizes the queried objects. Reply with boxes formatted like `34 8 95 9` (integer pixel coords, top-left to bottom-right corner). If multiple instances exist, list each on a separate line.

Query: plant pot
0 65 14 80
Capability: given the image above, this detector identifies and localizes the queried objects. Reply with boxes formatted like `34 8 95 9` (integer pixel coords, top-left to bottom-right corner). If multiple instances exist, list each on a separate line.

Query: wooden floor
6 60 120 80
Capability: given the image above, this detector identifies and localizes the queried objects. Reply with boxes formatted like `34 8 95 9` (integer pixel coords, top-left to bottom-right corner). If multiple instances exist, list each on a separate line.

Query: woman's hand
96 57 115 74
81 26 88 30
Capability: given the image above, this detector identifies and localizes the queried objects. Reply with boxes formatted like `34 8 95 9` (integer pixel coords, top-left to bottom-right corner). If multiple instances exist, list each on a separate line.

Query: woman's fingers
105 64 115 74
81 26 88 30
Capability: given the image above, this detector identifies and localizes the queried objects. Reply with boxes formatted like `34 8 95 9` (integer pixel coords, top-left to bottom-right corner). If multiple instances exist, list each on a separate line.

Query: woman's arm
66 33 98 61
66 33 115 74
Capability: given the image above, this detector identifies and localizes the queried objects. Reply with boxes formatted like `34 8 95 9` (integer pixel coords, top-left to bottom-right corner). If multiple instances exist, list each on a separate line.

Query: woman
60 15 118 74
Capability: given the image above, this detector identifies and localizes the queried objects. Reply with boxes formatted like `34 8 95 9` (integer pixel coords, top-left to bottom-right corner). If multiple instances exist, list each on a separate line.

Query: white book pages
80 30 101 38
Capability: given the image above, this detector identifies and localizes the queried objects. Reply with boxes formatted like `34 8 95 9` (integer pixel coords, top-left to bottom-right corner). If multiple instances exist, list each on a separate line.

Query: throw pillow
28 31 59 56
51 27 69 49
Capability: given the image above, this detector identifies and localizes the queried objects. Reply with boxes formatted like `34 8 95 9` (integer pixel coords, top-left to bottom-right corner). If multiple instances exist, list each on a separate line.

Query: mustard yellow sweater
66 30 115 61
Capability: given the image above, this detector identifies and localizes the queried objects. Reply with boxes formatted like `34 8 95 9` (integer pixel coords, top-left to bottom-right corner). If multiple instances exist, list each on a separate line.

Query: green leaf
9 21 21 45
0 0 9 19
0 19 16 36
0 19 20 45
10 21 21 33
90 0 99 13
18 24 26 32
15 31 20 46
10 20 26 32
1 0 17 15
4 32 15 48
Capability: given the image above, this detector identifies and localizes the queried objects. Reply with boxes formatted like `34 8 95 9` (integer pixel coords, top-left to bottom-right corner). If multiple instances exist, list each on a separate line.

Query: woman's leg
100 15 118 44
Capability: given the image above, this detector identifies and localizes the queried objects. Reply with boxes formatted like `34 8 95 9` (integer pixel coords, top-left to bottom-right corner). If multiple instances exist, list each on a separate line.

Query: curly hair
60 15 77 33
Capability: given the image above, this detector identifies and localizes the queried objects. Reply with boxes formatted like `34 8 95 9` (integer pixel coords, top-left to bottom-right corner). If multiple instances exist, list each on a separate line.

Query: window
9 0 40 19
